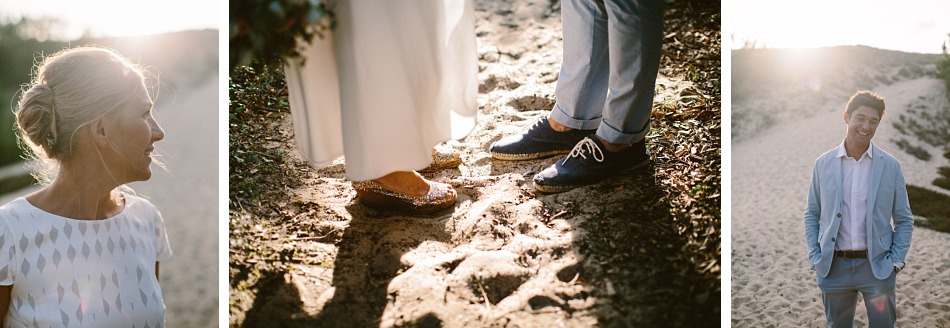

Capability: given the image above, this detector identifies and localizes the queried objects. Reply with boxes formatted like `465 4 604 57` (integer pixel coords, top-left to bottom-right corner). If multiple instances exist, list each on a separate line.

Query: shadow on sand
240 206 451 328
543 164 718 325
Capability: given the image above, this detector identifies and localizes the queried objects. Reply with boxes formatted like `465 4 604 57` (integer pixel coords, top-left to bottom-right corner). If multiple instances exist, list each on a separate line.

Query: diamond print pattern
52 249 62 266
21 258 30 276
0 195 172 326
36 254 46 271
49 226 58 243
33 232 43 248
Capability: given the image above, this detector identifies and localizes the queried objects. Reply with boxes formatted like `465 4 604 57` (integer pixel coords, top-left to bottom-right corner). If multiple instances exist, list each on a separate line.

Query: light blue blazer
803 143 914 279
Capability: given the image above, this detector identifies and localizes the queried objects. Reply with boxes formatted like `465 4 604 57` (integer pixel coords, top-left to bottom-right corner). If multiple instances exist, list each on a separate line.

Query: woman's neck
26 168 125 221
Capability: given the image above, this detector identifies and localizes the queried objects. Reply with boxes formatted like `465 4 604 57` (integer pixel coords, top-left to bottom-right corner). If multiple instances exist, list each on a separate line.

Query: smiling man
803 90 914 327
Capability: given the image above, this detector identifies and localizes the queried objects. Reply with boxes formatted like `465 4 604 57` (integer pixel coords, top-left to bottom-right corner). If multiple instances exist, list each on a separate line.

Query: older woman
0 47 171 327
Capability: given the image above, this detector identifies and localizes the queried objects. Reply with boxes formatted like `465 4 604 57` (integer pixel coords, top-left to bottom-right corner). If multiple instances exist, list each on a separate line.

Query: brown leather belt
834 250 868 259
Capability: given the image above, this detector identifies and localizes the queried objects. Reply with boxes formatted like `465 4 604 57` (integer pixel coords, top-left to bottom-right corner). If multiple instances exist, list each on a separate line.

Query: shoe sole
490 149 571 161
532 159 651 194
356 190 457 214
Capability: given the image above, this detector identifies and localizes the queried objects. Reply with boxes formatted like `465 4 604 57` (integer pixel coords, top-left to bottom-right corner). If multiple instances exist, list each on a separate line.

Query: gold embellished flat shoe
419 146 462 173
352 179 457 214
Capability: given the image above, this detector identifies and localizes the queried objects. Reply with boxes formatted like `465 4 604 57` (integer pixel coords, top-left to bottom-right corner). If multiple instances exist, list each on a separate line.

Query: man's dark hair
845 90 886 118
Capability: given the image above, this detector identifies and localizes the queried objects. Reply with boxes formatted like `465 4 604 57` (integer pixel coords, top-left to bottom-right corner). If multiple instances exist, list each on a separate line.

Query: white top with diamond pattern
0 195 172 328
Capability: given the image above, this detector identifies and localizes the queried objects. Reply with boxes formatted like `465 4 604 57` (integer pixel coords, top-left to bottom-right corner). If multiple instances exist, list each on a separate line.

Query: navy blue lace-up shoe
533 136 650 193
489 115 597 161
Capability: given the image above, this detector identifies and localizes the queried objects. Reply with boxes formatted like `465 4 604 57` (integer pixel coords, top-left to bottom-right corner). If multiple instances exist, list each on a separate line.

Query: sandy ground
0 73 219 327
731 53 950 326
229 0 720 326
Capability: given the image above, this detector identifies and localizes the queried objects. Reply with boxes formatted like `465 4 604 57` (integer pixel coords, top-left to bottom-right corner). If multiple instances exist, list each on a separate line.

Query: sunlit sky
732 0 950 54
0 0 217 40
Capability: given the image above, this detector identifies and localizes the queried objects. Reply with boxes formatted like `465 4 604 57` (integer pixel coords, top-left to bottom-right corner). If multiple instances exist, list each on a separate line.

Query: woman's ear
90 117 109 148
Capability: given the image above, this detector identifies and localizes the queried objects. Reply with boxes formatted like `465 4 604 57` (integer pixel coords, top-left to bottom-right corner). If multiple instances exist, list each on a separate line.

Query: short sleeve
0 209 20 285
153 210 173 262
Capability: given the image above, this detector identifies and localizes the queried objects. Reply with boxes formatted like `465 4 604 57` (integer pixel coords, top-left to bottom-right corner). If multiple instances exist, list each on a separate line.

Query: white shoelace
563 137 604 164
521 115 547 133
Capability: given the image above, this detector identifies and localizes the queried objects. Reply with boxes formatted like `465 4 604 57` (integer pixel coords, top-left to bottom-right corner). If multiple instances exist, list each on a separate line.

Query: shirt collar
836 140 874 159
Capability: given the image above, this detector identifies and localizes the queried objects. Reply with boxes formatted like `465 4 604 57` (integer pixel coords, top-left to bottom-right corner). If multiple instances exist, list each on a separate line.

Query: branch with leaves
229 0 335 71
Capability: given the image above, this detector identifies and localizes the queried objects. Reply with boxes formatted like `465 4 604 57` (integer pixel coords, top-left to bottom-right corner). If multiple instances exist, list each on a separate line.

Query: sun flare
0 0 217 40
732 0 950 54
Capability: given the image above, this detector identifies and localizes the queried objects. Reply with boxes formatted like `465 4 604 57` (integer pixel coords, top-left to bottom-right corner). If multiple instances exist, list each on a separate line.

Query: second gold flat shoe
419 146 462 173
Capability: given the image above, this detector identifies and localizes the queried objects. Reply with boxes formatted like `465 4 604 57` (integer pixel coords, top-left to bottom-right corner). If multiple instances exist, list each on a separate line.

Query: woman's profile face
102 80 165 183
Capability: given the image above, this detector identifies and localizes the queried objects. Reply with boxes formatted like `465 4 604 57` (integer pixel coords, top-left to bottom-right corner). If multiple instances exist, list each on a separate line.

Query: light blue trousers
817 257 897 328
550 0 665 145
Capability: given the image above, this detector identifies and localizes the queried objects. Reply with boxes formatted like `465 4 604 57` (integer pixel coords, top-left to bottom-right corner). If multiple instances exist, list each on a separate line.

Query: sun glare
732 0 950 54
0 0 217 40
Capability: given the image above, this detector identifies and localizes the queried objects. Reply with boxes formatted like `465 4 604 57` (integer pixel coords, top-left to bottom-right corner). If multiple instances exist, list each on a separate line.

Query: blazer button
836 213 841 218
832 237 836 242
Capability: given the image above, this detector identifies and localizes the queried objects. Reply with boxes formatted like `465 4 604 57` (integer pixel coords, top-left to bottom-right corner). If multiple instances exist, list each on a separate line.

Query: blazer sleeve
889 162 913 264
803 158 822 268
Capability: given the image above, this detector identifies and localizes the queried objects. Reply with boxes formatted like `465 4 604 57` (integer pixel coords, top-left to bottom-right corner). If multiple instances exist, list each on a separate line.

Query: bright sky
731 0 950 54
0 0 218 40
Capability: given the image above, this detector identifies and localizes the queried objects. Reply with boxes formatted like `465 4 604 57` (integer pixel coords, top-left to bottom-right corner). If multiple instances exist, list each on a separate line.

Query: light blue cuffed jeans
550 0 665 145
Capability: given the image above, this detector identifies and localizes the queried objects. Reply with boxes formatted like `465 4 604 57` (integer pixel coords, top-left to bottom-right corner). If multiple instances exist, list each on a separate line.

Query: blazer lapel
830 155 843 233
866 144 885 243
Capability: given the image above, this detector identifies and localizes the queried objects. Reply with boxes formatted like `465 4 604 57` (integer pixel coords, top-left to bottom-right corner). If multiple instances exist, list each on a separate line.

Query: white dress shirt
835 141 873 251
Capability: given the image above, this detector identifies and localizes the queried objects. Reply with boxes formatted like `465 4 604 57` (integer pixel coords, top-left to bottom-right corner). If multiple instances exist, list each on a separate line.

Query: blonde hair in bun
14 46 149 184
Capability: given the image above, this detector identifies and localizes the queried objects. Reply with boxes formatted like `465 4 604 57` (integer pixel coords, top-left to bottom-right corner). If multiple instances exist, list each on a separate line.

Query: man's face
844 105 881 145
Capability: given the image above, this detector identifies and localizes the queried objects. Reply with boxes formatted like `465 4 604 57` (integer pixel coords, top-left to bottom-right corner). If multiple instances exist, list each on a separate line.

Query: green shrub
934 177 950 192
935 166 950 192
894 138 931 161
228 65 295 203
1 99 20 166
908 184 950 233
937 35 950 92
